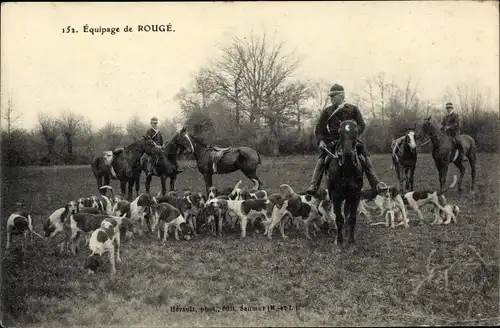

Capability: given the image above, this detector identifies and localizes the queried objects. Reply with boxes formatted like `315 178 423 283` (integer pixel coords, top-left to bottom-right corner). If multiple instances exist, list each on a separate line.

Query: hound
262 185 327 240
85 217 122 277
370 206 407 229
360 186 407 223
431 204 460 225
403 175 457 223
155 194 199 236
129 193 157 235
43 206 72 254
149 202 192 242
5 210 41 253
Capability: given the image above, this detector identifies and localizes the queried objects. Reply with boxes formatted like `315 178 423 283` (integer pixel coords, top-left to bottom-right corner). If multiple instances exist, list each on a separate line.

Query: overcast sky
1 1 498 131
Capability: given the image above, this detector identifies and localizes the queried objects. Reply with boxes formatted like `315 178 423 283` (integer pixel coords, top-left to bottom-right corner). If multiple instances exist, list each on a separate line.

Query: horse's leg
145 175 152 194
120 180 127 198
333 197 344 245
394 162 404 193
453 159 466 193
169 176 176 192
96 175 103 194
128 178 134 200
467 149 477 192
438 163 449 194
203 174 213 194
410 164 416 191
404 166 411 191
346 195 359 244
135 173 141 198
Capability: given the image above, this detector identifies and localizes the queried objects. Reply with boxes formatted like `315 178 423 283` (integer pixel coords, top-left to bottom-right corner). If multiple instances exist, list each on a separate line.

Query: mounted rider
306 83 387 196
143 117 164 176
440 102 465 160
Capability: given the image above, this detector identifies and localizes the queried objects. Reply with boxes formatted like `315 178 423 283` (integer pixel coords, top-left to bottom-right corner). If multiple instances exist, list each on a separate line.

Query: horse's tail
438 174 458 197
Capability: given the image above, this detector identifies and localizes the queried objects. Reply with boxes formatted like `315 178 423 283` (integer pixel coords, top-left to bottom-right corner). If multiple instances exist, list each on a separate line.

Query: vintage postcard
1 1 499 327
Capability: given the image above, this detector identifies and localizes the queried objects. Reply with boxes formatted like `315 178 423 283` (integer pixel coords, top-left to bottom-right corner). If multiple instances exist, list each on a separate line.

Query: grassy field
1 153 499 327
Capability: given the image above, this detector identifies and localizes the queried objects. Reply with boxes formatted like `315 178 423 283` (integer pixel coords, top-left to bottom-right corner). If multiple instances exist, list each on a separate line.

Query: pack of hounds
5 177 460 277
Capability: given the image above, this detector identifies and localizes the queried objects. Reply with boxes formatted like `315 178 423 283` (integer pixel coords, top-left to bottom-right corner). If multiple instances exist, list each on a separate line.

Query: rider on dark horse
143 117 183 176
306 83 387 196
441 102 466 161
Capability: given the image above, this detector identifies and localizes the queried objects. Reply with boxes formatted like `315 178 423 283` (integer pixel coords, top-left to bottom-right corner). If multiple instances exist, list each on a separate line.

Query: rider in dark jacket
306 83 386 196
440 102 465 160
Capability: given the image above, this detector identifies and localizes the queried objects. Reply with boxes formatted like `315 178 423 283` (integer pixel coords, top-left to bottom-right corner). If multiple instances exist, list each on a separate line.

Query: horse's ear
180 126 187 134
426 115 432 120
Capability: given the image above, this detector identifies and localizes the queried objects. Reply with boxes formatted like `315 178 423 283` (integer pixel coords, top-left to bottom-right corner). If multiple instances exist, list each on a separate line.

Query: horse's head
338 120 359 156
171 126 194 155
420 116 434 137
404 124 417 150
142 136 163 155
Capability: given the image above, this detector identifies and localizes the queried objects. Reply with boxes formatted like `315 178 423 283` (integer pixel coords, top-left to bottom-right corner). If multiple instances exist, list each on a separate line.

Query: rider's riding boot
359 154 386 193
306 157 326 196
213 162 218 174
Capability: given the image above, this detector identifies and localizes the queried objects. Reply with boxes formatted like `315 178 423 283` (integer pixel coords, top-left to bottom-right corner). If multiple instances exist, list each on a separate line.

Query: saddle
210 146 233 162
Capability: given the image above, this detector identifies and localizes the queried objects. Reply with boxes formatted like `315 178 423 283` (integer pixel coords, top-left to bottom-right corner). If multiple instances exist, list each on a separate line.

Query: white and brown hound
5 210 36 253
403 175 457 223
149 202 192 242
85 217 122 277
129 193 157 235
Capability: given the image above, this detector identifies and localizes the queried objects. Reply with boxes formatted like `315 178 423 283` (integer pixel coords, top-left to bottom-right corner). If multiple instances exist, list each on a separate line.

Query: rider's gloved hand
319 140 327 150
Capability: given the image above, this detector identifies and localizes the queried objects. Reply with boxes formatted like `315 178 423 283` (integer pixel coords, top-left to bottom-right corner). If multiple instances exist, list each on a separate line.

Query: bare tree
57 110 85 161
287 81 313 133
125 115 149 141
37 112 59 160
2 93 23 135
99 122 125 149
211 32 300 129
456 83 493 121
308 80 330 114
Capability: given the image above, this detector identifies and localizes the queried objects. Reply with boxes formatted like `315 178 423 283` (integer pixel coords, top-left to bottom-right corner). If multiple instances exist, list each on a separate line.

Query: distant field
1 153 499 327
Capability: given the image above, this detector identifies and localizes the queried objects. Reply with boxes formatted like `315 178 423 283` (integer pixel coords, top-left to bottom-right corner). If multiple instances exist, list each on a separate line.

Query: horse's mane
189 134 208 147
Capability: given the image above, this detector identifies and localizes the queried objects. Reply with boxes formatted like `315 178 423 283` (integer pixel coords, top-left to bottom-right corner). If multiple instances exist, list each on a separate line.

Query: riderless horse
391 125 418 192
143 126 194 195
91 136 162 200
325 120 364 245
185 133 263 194
419 116 477 193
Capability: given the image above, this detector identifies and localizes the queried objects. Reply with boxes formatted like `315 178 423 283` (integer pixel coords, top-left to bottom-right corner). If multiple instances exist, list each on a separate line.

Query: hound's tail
99 185 115 200
279 184 295 197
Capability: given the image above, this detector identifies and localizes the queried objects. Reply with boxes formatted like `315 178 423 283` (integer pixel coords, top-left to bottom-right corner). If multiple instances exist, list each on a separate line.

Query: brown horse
186 134 263 193
143 127 195 195
391 125 418 192
325 120 364 245
91 136 162 200
419 116 477 193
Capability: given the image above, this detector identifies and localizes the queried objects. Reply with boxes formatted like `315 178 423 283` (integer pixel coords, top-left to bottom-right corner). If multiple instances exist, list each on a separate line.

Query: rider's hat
328 84 345 96
150 116 159 123
445 102 454 109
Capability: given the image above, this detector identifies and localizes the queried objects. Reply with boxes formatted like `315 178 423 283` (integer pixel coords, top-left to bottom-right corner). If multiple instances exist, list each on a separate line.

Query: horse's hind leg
409 164 416 191
467 150 477 192
145 175 153 194
135 174 141 197
404 167 411 191
346 196 359 244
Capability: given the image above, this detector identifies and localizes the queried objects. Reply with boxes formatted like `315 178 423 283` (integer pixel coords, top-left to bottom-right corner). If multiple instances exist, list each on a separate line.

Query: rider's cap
150 117 159 123
445 102 453 109
328 84 344 96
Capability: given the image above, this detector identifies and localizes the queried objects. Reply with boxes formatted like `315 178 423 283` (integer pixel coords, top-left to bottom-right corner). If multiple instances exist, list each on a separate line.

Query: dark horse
91 136 162 200
325 120 364 245
420 116 477 193
186 133 263 193
391 125 418 192
143 126 195 195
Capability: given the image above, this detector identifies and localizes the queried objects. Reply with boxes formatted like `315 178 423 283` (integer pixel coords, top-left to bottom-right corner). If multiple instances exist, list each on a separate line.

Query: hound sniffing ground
2 153 499 327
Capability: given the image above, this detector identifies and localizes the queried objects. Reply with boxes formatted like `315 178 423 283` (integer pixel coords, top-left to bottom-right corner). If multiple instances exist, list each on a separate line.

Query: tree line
2 32 498 167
